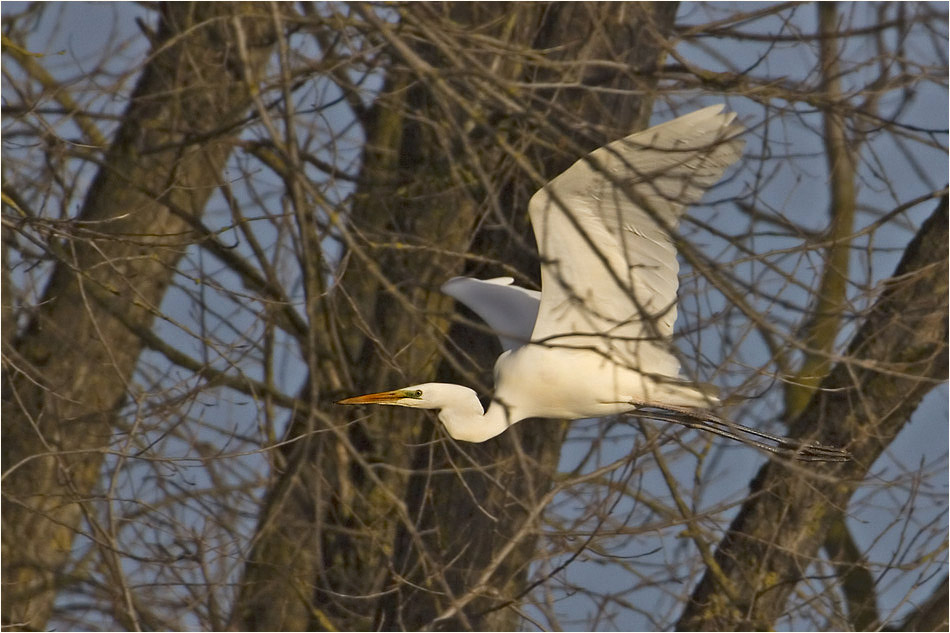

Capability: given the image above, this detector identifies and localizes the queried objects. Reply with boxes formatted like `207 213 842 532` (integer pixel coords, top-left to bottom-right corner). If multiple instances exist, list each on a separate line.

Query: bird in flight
339 105 849 462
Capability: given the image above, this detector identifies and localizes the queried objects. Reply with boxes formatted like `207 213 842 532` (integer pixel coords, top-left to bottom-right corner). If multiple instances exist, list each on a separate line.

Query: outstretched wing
441 277 541 352
528 105 744 367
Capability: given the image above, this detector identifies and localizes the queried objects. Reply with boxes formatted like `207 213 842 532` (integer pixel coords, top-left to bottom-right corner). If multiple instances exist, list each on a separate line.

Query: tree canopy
2 3 947 631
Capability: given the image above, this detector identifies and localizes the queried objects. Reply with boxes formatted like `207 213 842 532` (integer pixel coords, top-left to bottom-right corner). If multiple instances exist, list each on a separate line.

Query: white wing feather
440 277 541 352
528 105 744 368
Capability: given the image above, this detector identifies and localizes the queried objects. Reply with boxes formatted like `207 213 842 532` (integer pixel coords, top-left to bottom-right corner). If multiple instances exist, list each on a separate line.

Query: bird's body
493 342 712 423
340 105 849 461
340 105 742 443
338 105 851 461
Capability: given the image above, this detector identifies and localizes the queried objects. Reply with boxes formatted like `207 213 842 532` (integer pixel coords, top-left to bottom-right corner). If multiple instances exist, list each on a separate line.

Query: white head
337 382 509 443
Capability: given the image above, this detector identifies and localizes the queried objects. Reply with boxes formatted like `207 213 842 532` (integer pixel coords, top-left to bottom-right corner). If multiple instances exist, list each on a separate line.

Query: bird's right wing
441 277 541 352
527 105 744 365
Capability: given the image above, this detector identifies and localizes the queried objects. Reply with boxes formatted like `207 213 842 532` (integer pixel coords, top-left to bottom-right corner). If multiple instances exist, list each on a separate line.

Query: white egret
339 105 848 461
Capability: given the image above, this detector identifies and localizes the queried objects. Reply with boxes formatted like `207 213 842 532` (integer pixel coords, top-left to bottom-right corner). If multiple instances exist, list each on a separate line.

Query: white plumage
341 106 743 443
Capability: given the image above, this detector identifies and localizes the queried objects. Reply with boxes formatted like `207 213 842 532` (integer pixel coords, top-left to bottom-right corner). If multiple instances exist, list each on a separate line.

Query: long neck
438 397 512 443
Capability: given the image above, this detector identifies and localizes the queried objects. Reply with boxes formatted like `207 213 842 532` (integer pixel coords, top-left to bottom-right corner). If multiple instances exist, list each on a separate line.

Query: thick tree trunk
677 196 949 630
1 4 278 629
376 6 680 631
233 3 679 630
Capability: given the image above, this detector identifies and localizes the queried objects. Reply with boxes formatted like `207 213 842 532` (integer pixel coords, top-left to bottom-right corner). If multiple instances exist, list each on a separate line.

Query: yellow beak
336 390 405 406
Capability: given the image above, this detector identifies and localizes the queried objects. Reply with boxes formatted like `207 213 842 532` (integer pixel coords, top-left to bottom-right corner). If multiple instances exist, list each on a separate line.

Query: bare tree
3 4 281 629
2 2 946 631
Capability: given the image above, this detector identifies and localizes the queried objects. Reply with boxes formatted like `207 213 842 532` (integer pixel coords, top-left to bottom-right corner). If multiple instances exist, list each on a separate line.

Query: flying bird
339 105 849 462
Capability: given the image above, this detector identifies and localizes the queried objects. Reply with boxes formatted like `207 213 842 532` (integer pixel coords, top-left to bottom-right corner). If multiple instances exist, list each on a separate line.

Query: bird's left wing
441 277 541 352
528 105 744 360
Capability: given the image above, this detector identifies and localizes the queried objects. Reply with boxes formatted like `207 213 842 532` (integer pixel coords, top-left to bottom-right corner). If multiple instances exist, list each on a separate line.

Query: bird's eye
408 390 423 398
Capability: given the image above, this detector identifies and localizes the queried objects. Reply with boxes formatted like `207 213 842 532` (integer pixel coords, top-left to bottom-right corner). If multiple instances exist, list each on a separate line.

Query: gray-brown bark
1 4 278 629
232 3 679 630
677 195 949 630
376 4 680 630
899 575 949 632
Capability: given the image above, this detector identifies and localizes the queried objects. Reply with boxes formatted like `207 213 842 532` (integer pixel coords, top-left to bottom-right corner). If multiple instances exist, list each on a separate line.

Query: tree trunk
677 196 949 630
1 4 278 629
232 3 679 630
